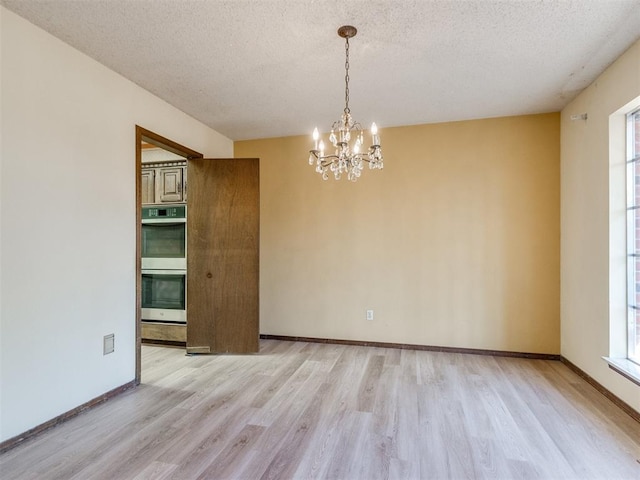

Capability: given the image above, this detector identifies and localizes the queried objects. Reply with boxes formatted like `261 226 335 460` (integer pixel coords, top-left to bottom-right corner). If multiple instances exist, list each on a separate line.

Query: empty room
1 1 640 479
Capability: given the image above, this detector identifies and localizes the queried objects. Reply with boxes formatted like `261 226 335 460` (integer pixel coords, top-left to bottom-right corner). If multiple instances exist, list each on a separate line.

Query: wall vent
103 334 115 355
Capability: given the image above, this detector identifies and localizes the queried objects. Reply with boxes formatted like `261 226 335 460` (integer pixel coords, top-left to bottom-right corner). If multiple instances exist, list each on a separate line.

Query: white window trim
626 108 640 363
605 96 640 384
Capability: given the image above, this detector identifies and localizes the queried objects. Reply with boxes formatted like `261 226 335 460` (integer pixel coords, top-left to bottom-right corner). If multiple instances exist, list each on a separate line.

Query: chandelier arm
319 155 340 164
309 150 341 163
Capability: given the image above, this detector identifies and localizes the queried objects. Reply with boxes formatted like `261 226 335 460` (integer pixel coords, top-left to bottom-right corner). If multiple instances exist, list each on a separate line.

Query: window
626 108 640 363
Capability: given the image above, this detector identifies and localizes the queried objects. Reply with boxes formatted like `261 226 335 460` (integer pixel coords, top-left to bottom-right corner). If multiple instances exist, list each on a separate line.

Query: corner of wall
560 37 640 412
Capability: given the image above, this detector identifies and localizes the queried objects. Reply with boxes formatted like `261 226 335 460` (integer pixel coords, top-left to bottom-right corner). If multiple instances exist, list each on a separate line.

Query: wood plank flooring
1 340 639 479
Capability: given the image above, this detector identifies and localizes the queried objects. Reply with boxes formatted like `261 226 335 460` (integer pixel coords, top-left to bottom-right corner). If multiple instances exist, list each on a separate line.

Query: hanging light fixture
308 25 383 182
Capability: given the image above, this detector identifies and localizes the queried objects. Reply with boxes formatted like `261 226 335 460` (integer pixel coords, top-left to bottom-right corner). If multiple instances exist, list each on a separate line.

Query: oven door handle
142 269 187 275
141 218 186 224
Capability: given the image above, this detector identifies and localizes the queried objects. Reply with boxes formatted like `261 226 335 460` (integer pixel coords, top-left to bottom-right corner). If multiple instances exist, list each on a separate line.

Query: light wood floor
1 340 639 479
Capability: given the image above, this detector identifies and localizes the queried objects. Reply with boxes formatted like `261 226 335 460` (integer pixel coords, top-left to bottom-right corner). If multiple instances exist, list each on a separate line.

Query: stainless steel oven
141 269 186 323
141 205 186 270
141 205 187 325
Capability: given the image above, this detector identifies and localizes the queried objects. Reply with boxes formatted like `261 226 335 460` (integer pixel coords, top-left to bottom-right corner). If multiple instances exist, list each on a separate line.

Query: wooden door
186 158 259 354
157 166 184 203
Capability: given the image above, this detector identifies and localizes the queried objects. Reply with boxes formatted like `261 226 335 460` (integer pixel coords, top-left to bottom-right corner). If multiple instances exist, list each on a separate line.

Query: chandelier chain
344 37 350 114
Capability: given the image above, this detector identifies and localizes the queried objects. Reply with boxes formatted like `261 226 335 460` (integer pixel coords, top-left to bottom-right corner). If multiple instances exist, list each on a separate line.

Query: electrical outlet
366 310 374 321
103 334 115 355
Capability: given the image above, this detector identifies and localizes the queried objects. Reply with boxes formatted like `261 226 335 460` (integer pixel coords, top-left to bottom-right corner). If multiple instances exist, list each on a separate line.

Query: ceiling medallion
308 25 384 182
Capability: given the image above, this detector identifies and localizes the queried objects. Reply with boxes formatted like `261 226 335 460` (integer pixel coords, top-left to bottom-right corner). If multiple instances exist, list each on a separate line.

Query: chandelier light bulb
307 25 384 182
371 122 380 146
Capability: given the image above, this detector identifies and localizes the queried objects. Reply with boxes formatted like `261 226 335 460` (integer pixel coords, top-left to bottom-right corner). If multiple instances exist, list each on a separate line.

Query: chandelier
308 25 384 182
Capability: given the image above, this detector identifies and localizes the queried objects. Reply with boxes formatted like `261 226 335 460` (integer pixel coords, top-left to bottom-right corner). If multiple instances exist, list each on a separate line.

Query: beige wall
236 113 560 354
561 39 640 412
0 7 232 442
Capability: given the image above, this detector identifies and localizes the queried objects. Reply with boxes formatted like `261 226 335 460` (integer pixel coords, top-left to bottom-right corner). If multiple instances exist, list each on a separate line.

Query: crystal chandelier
308 26 384 182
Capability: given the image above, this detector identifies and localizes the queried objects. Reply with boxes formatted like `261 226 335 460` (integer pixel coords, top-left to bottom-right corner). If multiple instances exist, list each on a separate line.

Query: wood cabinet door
141 169 155 204
157 166 183 203
182 166 187 203
186 158 259 354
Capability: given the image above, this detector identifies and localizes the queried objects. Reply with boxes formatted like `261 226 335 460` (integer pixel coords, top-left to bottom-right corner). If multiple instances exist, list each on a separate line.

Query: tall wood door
186 158 259 354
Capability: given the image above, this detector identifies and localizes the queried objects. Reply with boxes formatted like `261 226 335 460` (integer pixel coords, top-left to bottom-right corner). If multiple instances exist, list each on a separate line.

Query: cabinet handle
177 181 181 193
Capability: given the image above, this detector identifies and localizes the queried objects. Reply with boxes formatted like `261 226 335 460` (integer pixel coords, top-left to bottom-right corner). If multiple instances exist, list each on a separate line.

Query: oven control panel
142 205 186 220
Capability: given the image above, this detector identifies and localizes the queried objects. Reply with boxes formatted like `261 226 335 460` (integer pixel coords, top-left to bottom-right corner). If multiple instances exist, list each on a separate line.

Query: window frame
626 107 640 364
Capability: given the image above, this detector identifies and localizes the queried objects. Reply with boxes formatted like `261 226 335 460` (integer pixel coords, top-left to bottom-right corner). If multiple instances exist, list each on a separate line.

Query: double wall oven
141 205 186 324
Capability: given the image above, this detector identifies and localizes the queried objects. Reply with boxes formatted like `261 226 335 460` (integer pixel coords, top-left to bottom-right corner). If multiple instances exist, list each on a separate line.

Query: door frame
135 126 203 384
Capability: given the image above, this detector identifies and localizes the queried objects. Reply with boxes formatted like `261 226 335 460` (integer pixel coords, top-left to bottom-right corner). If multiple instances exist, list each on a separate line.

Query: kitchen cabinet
186 158 259 354
141 322 186 343
156 166 184 203
141 161 187 204
141 169 155 204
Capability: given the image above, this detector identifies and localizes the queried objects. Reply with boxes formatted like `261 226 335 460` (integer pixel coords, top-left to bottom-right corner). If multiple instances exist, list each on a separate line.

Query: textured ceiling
2 0 640 140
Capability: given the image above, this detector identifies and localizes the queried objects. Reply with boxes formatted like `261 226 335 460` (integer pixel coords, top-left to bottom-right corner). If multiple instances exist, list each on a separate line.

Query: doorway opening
135 126 203 384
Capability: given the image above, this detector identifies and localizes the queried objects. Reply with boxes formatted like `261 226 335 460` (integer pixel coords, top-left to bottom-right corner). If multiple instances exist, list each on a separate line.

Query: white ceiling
3 0 640 141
